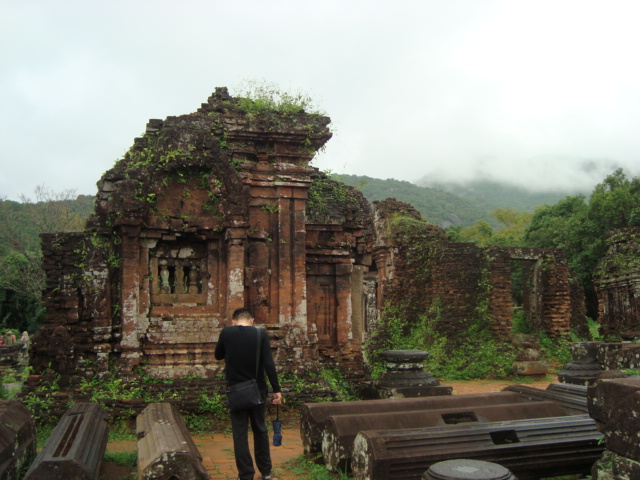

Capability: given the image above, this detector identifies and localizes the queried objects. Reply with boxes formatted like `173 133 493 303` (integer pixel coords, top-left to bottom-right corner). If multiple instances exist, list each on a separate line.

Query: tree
588 168 640 231
452 208 532 247
0 186 89 332
525 168 640 319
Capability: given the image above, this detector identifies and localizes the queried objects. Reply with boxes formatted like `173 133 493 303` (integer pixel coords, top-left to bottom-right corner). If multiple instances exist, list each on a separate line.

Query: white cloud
2 0 640 200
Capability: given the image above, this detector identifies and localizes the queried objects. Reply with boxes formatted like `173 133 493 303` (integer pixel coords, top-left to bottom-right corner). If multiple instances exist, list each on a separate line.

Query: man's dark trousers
230 391 271 480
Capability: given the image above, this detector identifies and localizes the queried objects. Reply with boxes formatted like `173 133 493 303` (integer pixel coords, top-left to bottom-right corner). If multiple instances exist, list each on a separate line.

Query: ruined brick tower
31 88 374 381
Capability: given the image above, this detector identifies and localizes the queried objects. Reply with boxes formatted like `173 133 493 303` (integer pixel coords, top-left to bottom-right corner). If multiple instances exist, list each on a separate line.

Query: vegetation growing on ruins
233 80 324 116
367 300 517 381
364 209 517 379
307 172 366 225
20 366 232 432
594 228 640 279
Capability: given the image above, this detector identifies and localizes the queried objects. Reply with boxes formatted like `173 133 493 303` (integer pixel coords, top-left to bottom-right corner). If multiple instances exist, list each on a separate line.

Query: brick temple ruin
30 89 581 384
595 227 640 338
552 227 640 386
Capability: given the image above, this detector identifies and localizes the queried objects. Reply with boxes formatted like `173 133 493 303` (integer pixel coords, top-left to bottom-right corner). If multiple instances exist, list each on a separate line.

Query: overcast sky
2 0 639 201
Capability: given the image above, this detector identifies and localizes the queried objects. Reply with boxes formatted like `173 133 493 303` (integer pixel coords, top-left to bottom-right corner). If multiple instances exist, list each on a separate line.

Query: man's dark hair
232 307 253 321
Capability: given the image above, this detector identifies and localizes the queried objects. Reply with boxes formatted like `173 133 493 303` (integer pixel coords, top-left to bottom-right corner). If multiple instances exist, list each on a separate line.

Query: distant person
5 331 16 345
215 307 282 480
0 336 4 346
20 331 29 353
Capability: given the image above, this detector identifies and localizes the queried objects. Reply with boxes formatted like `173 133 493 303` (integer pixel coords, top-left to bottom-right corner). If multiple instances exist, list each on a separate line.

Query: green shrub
368 301 516 381
587 318 602 340
36 424 54 449
427 326 516 380
198 392 227 418
320 368 358 402
538 333 572 367
184 413 213 434
108 419 136 442
511 307 534 334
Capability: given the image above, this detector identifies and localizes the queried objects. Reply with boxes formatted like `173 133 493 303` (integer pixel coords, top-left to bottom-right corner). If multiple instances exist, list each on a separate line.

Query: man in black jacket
215 307 282 480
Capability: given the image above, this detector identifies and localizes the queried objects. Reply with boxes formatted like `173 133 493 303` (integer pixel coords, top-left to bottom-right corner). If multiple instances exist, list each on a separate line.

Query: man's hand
272 392 283 405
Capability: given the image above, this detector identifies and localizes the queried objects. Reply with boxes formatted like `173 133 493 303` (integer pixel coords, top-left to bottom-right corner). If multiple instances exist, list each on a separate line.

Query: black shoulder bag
226 327 265 413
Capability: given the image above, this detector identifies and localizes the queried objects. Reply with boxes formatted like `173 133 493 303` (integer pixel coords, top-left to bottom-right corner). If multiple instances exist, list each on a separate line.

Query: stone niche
30 88 375 382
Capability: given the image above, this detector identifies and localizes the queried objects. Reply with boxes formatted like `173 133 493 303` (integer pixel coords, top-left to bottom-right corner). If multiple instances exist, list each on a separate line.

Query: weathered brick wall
486 247 512 336
372 198 447 323
431 242 487 336
371 200 573 343
541 252 572 337
569 271 589 338
32 232 115 380
595 227 640 337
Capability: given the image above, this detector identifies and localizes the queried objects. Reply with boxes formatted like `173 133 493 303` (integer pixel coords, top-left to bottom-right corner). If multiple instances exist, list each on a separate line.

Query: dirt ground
100 376 557 479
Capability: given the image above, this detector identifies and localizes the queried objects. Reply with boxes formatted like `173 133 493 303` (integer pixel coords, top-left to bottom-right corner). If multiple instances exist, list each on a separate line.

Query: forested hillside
0 195 94 254
0 192 94 333
337 173 585 227
335 174 496 227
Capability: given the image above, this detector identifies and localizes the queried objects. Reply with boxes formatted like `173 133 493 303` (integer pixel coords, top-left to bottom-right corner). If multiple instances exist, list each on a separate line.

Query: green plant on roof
233 79 324 116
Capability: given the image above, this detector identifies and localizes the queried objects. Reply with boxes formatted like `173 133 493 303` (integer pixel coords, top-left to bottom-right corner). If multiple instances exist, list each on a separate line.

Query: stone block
588 376 640 460
512 360 548 376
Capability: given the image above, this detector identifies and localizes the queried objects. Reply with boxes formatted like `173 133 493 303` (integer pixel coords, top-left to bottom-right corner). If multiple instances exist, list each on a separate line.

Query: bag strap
254 326 261 379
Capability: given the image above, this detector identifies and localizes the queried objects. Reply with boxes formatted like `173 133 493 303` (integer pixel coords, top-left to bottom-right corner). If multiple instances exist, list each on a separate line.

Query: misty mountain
416 178 588 213
335 174 581 228
334 174 495 228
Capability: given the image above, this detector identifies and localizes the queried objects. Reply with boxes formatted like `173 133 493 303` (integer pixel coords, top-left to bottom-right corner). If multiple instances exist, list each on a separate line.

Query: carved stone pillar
119 224 143 373
226 229 246 316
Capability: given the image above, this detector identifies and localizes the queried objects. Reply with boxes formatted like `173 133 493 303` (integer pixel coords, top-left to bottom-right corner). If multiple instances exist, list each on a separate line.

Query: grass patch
36 424 54 450
107 420 136 442
279 454 352 480
104 451 137 468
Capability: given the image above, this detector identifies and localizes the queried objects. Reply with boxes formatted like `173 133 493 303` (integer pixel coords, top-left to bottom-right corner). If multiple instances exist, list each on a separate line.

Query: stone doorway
308 276 337 345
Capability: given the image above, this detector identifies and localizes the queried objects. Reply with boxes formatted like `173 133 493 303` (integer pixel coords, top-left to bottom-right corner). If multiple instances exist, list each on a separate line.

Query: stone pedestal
558 341 604 386
423 459 516 480
510 334 548 376
376 350 452 398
